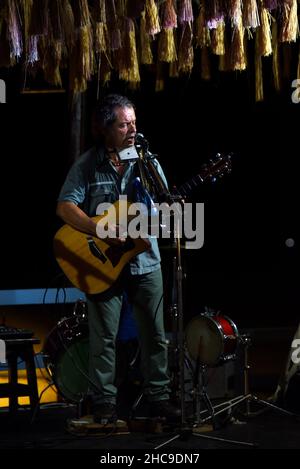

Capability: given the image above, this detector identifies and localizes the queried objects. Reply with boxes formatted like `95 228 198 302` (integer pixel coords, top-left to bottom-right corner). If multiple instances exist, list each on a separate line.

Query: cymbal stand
193 335 299 425
236 335 299 420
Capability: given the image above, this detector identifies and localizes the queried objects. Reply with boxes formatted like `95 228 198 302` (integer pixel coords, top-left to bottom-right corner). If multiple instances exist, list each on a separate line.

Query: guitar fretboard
178 173 205 196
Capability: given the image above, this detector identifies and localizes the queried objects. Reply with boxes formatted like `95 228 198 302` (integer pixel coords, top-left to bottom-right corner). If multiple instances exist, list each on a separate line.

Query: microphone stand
135 134 186 423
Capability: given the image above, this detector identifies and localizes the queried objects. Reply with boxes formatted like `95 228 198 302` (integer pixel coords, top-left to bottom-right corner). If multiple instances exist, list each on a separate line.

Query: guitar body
54 200 150 295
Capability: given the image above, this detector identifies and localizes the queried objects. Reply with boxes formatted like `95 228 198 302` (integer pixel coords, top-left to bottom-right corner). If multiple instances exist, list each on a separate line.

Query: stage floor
0 398 299 451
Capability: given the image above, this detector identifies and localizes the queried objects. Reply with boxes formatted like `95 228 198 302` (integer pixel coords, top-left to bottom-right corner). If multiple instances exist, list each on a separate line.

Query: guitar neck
177 172 206 197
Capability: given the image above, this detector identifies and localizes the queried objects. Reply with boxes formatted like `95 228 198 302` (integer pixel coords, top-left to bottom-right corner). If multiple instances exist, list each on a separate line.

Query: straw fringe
257 5 272 56
140 10 153 64
255 33 264 101
231 15 247 70
145 0 160 36
178 22 194 74
195 5 211 48
279 0 298 43
0 0 299 99
272 20 281 91
211 20 225 55
158 28 177 62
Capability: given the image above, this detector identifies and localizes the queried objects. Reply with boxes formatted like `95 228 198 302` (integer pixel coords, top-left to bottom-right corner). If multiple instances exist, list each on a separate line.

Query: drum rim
42 315 88 355
221 314 239 335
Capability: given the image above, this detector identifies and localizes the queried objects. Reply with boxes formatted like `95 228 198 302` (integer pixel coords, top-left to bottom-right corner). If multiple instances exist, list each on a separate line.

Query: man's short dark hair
94 94 135 130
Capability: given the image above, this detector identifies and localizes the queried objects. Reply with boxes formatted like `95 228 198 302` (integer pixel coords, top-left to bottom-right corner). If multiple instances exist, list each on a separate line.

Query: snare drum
185 313 239 366
43 315 89 403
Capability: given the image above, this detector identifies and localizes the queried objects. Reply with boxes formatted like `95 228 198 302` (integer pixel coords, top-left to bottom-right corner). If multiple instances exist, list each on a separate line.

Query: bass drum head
53 336 90 403
185 315 223 366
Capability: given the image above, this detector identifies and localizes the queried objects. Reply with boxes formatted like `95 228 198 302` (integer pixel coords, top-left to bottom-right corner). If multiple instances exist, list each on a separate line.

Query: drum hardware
42 314 95 406
193 333 299 427
181 311 242 426
189 362 216 427
182 313 241 429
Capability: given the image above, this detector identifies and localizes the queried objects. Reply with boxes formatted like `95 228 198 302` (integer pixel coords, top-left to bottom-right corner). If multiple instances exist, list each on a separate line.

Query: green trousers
87 268 170 405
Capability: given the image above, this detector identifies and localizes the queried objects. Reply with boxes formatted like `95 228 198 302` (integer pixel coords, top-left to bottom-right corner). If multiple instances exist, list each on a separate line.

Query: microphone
135 133 149 148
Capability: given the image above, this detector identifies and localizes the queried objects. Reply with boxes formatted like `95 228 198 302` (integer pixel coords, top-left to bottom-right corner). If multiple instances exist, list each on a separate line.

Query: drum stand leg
191 363 216 426
196 335 299 425
235 335 299 420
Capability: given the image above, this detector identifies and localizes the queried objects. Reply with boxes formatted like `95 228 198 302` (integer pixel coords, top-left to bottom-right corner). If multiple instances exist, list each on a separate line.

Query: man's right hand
105 224 127 245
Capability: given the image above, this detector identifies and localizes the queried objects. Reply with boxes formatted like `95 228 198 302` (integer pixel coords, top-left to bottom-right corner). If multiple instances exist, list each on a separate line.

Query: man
56 94 180 424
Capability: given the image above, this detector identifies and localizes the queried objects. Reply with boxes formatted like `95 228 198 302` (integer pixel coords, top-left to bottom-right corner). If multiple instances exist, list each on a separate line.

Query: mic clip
135 133 149 152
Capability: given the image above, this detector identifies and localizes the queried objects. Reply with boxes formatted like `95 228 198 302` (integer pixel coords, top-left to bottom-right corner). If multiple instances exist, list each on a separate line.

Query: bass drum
185 313 239 367
43 315 89 403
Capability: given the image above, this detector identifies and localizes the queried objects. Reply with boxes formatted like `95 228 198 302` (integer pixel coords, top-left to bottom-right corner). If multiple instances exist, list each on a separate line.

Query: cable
34 351 53 384
30 381 57 425
42 272 65 305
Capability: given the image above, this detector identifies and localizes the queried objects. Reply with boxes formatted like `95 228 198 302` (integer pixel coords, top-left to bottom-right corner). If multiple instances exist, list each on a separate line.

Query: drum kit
42 263 296 448
42 304 249 445
42 300 241 405
42 189 294 440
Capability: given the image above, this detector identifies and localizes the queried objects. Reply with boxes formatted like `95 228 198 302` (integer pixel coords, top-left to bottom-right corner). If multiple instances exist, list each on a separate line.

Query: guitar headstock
177 153 233 198
200 153 233 183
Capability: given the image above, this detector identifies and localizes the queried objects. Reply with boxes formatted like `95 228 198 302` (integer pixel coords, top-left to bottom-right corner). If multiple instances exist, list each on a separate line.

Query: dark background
0 59 298 330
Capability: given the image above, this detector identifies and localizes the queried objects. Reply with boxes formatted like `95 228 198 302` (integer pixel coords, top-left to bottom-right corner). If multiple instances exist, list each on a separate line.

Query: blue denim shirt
58 145 168 275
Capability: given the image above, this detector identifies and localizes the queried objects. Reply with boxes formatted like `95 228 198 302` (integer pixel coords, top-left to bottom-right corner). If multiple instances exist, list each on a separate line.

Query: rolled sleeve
57 162 86 205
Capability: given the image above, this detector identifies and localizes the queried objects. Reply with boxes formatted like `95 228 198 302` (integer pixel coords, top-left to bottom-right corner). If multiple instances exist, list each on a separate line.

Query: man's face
104 105 136 150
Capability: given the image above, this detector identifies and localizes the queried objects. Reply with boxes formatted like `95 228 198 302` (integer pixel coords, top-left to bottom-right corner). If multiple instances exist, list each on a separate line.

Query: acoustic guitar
54 199 150 295
54 153 232 295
